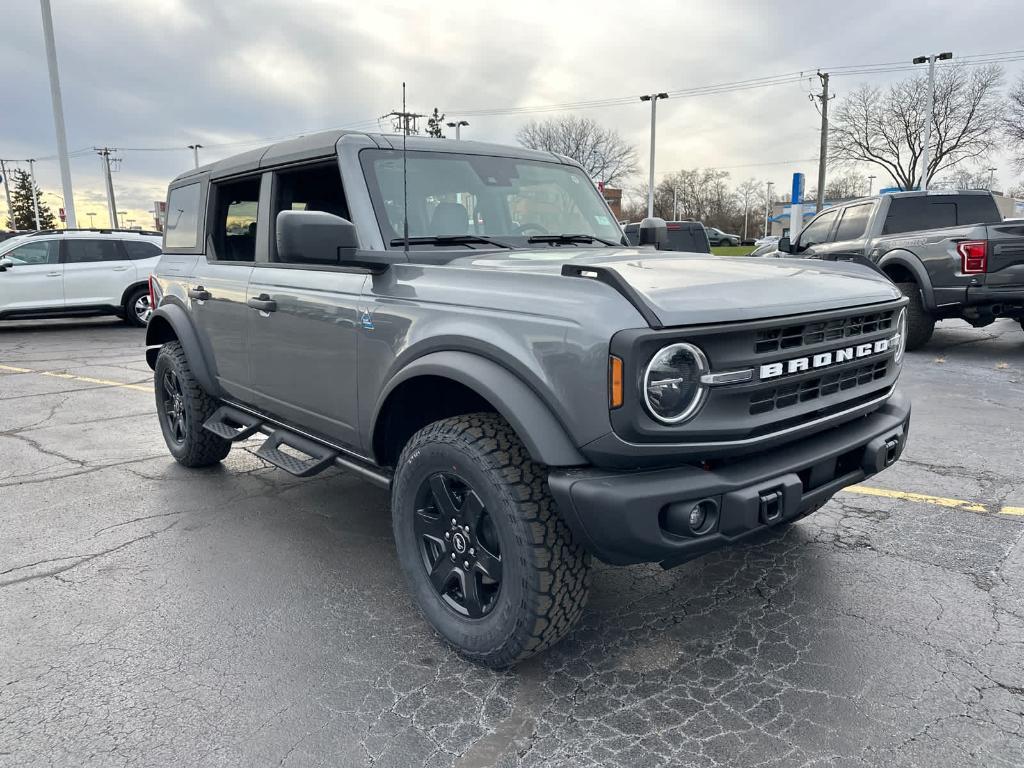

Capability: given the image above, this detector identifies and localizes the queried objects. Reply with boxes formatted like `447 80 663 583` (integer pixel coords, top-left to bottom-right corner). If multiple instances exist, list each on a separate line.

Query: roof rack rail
26 228 163 237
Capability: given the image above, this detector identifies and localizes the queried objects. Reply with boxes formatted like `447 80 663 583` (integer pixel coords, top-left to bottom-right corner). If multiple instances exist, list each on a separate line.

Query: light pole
117 211 126 228
763 181 774 237
912 51 952 191
39 0 77 228
640 92 668 218
188 144 202 168
445 120 469 140
986 167 997 190
27 159 42 230
867 175 876 196
86 211 95 227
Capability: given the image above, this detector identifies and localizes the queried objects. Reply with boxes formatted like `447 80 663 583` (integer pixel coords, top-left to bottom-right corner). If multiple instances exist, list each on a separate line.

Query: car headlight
642 343 709 424
893 307 907 363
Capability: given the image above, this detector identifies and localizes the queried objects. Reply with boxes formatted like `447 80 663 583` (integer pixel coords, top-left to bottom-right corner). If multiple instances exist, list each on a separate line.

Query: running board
254 431 338 478
203 405 263 441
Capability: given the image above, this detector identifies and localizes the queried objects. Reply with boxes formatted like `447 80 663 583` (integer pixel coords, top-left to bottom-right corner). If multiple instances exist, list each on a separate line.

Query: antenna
402 82 409 254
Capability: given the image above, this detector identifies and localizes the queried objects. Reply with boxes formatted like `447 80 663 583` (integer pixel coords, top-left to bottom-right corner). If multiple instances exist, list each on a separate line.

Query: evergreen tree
426 107 446 139
5 169 56 230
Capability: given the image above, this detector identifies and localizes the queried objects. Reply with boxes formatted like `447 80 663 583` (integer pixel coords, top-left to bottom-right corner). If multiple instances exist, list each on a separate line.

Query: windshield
360 149 624 249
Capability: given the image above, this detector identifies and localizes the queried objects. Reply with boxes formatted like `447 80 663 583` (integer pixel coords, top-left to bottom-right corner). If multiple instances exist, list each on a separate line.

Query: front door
244 160 365 451
0 239 64 313
61 238 131 308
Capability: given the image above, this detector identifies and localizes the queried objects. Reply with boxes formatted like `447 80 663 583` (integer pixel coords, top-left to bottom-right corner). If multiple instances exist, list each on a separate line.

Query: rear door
62 238 131 308
244 160 365 450
0 239 63 313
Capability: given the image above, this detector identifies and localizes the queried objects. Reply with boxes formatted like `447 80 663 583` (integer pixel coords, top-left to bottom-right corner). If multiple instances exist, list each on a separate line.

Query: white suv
0 229 163 327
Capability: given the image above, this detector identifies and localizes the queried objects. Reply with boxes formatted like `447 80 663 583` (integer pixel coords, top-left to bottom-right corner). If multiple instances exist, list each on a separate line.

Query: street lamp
188 144 203 169
867 175 876 196
640 92 669 218
986 167 997 191
117 211 126 228
763 181 774 237
445 120 469 140
86 211 95 227
912 51 953 191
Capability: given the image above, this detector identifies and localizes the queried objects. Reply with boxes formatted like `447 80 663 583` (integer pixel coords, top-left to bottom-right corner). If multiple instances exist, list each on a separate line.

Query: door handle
47 272 61 277
188 286 211 301
247 294 277 313
112 266 129 272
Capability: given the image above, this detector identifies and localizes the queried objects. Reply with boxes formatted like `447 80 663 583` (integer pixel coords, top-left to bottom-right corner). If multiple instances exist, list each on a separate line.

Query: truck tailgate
987 224 1024 288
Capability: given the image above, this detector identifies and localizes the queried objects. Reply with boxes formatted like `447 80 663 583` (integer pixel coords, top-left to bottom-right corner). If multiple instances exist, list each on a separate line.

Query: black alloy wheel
160 369 187 444
414 471 502 619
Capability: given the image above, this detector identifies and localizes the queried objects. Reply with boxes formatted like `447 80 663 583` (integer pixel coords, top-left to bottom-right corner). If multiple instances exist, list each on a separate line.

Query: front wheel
154 342 231 467
391 413 592 668
895 282 935 350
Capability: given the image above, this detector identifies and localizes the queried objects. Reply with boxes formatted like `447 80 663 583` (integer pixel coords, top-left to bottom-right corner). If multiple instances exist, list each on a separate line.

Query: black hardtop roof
169 130 574 187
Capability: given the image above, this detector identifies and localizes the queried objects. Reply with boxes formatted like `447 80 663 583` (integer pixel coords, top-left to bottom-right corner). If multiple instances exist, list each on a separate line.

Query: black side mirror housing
276 210 401 273
777 236 791 254
0 257 13 271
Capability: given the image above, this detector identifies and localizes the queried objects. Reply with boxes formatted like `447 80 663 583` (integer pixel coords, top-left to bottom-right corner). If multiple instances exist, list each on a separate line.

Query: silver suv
0 229 163 326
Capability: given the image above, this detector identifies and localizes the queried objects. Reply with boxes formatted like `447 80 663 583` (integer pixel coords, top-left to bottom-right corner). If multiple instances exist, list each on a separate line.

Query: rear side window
64 240 122 263
122 241 161 260
833 203 873 241
210 177 260 263
883 195 1001 235
665 225 711 253
165 183 202 249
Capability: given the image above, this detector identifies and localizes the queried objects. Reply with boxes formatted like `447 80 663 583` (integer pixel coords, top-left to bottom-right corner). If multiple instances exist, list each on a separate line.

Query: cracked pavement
1 316 1023 767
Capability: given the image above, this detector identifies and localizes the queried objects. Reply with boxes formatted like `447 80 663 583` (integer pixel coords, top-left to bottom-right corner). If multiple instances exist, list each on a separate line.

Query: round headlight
893 307 907 363
642 343 709 424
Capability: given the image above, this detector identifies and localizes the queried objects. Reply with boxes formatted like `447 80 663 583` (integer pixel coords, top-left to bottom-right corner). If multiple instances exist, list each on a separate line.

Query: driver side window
7 240 59 265
796 209 839 250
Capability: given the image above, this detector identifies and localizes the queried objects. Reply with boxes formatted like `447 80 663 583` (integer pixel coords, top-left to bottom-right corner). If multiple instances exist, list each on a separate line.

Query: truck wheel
391 413 592 668
895 282 935 350
123 285 152 328
154 341 231 468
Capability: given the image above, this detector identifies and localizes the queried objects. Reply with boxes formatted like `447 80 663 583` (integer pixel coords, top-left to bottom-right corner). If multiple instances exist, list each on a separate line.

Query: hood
458 249 902 327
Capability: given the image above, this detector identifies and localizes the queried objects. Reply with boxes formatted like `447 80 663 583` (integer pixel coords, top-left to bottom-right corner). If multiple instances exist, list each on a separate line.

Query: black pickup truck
777 191 1024 348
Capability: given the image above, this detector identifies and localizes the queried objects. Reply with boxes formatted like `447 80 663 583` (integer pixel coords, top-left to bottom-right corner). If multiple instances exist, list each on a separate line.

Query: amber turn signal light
609 355 624 409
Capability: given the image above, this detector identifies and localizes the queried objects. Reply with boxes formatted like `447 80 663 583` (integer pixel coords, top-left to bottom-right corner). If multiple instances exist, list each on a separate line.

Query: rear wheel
391 413 591 667
895 282 935 350
154 342 231 467
124 285 152 327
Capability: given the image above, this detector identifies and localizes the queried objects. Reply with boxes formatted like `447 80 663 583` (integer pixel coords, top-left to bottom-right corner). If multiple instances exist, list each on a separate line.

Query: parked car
777 191 1023 348
623 220 710 252
0 229 162 326
747 242 781 257
754 235 780 247
146 131 910 667
705 226 741 246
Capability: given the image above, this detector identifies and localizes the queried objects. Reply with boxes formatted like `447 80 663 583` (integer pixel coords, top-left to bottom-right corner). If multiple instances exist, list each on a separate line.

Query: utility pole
0 160 14 230
27 159 41 230
445 120 468 140
188 144 202 168
640 92 668 218
742 189 750 242
97 148 118 228
867 175 876 196
814 71 832 213
39 0 77 228
913 52 952 191
385 110 424 136
987 167 997 190
764 181 774 237
672 186 678 221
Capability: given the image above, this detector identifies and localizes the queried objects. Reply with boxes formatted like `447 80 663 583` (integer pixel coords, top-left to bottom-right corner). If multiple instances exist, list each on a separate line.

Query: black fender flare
878 250 936 311
144 303 220 396
372 350 587 467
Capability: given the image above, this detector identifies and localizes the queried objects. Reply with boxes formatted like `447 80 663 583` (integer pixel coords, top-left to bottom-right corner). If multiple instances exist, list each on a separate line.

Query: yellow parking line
0 363 151 393
844 485 1023 517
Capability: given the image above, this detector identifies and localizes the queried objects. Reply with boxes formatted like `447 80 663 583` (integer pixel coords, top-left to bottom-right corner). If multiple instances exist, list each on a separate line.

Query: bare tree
1005 74 1024 173
831 64 1004 190
516 116 639 187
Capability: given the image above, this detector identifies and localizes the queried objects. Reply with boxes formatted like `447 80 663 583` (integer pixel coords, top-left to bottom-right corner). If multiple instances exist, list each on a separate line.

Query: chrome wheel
134 294 152 324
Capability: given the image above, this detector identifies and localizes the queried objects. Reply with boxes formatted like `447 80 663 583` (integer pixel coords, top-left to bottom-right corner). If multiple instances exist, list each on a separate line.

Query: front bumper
548 390 911 568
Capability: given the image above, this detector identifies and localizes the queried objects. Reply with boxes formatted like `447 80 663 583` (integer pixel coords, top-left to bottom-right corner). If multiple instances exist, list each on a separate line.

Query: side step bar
202 404 391 487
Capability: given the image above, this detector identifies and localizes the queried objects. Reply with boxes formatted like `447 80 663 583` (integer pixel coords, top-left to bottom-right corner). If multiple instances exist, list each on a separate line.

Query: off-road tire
895 282 935 350
123 285 151 328
154 341 231 468
391 412 592 668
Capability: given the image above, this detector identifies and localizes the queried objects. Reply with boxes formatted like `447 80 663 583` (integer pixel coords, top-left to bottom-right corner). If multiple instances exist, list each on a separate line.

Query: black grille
750 360 889 414
755 310 896 354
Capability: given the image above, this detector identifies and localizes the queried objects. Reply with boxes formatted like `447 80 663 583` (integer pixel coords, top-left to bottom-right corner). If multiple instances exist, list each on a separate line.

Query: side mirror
638 217 668 248
275 210 400 273
0 257 13 271
777 236 791 254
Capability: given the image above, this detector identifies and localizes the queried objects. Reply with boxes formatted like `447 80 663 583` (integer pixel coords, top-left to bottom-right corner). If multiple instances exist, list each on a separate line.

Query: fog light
688 503 706 530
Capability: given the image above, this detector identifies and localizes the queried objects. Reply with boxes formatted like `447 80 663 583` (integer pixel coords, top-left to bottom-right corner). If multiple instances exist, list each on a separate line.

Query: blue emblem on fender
359 311 375 331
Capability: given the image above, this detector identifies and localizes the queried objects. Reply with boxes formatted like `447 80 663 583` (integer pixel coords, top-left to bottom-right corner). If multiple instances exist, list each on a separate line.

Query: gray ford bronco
146 131 911 667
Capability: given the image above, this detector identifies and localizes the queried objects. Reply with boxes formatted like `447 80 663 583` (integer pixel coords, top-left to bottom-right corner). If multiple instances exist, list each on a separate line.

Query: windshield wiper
526 233 623 247
389 235 514 249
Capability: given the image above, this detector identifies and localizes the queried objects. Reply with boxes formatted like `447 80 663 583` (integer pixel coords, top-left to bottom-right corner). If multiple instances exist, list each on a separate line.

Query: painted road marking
2 362 1022 516
844 485 1023 518
0 363 151 393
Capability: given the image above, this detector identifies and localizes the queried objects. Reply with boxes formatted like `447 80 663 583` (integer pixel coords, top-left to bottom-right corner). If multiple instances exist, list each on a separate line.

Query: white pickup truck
0 229 162 327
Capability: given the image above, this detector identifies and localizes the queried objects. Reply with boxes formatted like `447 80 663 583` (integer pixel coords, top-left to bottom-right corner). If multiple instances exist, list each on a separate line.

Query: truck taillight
148 274 156 308
956 240 988 274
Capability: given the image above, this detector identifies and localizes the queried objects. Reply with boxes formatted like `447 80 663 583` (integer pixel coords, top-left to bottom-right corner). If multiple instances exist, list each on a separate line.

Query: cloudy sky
3 0 1023 228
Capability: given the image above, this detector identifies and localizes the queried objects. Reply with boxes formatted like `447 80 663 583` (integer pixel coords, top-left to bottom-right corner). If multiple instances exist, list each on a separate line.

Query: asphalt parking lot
1 317 1023 767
